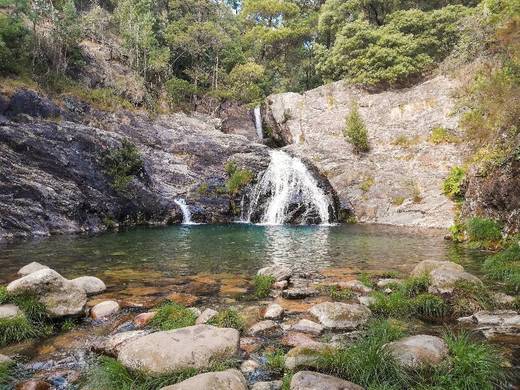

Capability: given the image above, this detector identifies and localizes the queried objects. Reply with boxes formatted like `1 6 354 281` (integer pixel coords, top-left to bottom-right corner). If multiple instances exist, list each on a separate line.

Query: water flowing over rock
174 198 195 224
246 150 335 225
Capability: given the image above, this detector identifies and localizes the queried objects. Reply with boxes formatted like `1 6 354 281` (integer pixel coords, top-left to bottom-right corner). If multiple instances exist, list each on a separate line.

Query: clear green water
0 224 485 283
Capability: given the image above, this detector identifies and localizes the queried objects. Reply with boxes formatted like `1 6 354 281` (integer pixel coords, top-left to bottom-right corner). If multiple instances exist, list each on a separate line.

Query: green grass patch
443 166 465 201
429 127 460 144
465 217 502 246
281 371 293 390
0 360 15 387
149 302 197 331
360 176 375 192
208 308 246 332
224 161 253 196
253 275 275 298
483 242 520 295
0 315 40 347
319 285 354 301
449 280 495 317
265 348 286 374
358 273 374 288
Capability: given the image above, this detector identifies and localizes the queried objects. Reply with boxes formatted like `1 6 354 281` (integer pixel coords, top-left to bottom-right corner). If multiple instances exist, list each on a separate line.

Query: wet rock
257 266 292 281
376 279 402 288
7 269 86 318
93 330 148 357
410 260 463 277
285 344 330 370
17 262 50 276
118 325 240 373
251 380 282 390
281 332 320 348
90 300 120 320
282 287 319 299
290 319 323 335
196 308 218 324
0 304 22 319
133 312 156 328
70 276 106 295
247 320 281 337
167 292 200 306
290 371 364 390
240 359 259 374
458 310 520 344
309 302 371 330
160 369 247 390
358 296 376 307
15 381 51 390
428 268 481 295
264 303 284 320
338 280 372 294
385 335 448 369
240 336 263 354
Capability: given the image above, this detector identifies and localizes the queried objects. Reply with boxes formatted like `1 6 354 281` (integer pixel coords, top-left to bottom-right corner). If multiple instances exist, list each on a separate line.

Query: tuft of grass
224 161 253 196
0 360 14 387
443 166 465 201
429 127 460 144
319 285 354 301
400 275 430 297
449 280 495 317
411 293 449 321
360 176 375 192
149 302 197 331
317 318 410 388
0 315 40 347
0 286 8 304
265 348 286 374
483 242 520 294
60 318 77 332
281 371 293 390
208 308 246 332
391 196 405 206
465 217 502 245
392 134 420 148
253 275 275 298
358 273 374 288
8 292 48 322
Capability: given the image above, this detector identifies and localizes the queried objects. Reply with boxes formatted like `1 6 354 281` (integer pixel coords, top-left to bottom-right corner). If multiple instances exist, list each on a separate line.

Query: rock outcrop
263 76 466 228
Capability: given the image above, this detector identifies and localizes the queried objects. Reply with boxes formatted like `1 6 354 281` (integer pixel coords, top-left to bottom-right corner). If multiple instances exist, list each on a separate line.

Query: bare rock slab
7 269 86 318
290 371 364 390
118 325 240 374
309 302 371 330
458 310 520 344
385 335 448 369
17 262 50 276
160 369 246 390
70 276 106 295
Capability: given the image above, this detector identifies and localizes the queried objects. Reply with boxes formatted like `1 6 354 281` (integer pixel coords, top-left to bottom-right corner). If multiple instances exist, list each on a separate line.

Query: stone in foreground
70 276 106 295
118 325 240 374
385 335 448 369
264 303 284 320
0 304 22 319
251 380 282 390
257 265 292 281
410 260 463 277
290 371 364 390
17 262 50 276
93 330 148 357
290 319 323 335
309 302 371 330
90 300 120 320
285 344 330 370
247 320 281 336
7 269 86 317
160 369 246 390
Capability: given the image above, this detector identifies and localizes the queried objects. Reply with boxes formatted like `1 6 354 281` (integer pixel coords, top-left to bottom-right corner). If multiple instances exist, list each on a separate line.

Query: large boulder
118 325 240 374
5 89 61 119
160 369 247 390
428 268 481 295
92 330 149 357
384 335 448 369
290 371 364 390
70 276 106 295
6 269 86 317
309 302 371 330
17 262 50 276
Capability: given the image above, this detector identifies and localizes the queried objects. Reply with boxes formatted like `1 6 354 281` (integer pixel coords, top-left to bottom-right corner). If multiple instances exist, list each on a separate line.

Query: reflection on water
0 224 486 283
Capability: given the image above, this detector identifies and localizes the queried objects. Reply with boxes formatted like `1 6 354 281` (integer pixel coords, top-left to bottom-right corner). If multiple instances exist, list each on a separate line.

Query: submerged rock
17 262 50 276
309 302 371 330
240 359 260 374
7 269 86 318
282 287 319 299
133 312 156 328
0 304 22 319
384 335 448 369
290 370 364 390
257 266 292 281
70 276 106 295
118 325 240 374
90 300 120 320
160 369 247 390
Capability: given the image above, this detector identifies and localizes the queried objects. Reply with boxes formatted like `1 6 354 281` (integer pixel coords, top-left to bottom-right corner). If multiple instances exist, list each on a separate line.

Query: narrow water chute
174 198 194 224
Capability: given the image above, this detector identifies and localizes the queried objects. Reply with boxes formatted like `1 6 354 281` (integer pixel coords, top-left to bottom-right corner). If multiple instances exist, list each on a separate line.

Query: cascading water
174 198 195 225
253 106 263 139
246 150 333 225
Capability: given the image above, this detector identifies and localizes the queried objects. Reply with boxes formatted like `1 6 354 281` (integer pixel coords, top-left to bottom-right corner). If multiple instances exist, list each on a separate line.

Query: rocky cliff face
263 76 467 229
0 90 271 239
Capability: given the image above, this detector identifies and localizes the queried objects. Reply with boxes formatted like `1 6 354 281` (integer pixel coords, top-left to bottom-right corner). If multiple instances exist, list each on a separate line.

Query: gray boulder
410 260 463 277
70 276 106 295
160 369 246 390
90 300 120 320
257 266 292 281
384 335 448 369
309 302 371 330
17 262 50 276
290 371 364 390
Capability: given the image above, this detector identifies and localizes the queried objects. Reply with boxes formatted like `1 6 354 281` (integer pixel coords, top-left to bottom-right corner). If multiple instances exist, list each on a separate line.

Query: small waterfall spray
174 198 194 225
246 150 332 225
253 106 263 139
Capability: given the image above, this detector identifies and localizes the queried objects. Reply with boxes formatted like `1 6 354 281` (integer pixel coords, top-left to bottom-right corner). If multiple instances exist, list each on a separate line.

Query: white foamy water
174 198 196 225
254 106 263 139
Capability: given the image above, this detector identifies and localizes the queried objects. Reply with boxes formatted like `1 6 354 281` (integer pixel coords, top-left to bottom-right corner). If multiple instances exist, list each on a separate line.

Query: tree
344 101 369 153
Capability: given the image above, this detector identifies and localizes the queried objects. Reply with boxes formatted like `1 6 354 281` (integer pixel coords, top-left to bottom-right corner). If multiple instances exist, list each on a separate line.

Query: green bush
344 102 369 153
483 242 520 294
253 275 275 298
443 166 465 201
165 77 197 107
102 140 144 194
208 308 245 332
465 217 502 243
149 302 197 331
0 14 29 75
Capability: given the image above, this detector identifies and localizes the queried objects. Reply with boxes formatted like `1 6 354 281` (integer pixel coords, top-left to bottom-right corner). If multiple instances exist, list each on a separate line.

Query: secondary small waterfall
253 106 263 139
246 150 332 225
174 198 194 224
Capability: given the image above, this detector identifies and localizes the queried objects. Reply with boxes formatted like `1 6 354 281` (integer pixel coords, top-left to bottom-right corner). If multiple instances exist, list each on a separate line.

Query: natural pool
0 223 486 284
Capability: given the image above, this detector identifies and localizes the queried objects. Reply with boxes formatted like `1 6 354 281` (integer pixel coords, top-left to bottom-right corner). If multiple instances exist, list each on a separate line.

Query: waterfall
253 106 263 139
246 150 332 225
174 198 194 225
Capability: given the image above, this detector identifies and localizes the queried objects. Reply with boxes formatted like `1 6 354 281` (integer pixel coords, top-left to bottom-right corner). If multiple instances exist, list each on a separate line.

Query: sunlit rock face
264 75 466 228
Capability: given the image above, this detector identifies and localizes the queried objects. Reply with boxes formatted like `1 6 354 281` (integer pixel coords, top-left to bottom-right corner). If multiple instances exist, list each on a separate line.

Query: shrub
483 242 520 294
224 161 253 196
102 140 144 194
392 134 420 148
429 126 460 144
443 166 466 201
344 102 369 153
465 217 502 243
253 275 275 298
150 302 197 331
208 308 246 332
165 77 197 107
391 196 405 206
265 348 286 374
